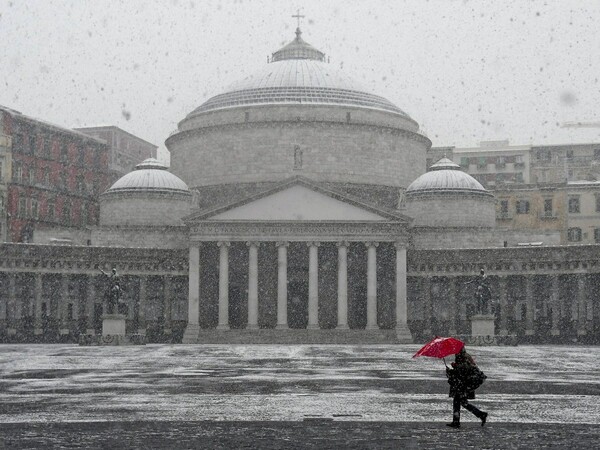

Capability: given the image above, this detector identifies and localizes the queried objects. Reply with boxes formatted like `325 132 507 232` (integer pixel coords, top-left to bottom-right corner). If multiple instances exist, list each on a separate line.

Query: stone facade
100 193 191 227
167 107 430 190
405 194 496 228
1 242 599 344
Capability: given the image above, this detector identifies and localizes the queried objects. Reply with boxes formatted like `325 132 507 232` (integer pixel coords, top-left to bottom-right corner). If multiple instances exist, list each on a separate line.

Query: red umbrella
412 336 465 365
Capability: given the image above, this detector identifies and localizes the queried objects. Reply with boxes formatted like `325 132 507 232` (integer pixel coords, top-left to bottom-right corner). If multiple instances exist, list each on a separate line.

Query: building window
346 112 351 123
568 196 580 213
62 200 71 225
76 174 85 192
77 147 85 166
43 167 50 186
14 163 23 183
596 195 600 213
18 197 27 217
13 133 24 152
29 135 37 154
81 201 88 226
43 136 52 157
594 228 600 243
537 149 551 162
477 157 487 169
31 198 38 219
594 149 600 161
244 111 250 122
567 227 582 242
460 157 469 167
47 199 55 221
0 160 3 181
67 303 74 321
0 194 4 213
293 145 303 170
516 200 530 214
566 150 574 160
60 142 69 162
515 172 524 183
544 198 553 214
496 156 505 168
60 171 68 190
28 167 35 184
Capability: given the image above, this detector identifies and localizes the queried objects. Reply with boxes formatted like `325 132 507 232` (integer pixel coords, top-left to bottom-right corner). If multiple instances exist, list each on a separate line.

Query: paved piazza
0 345 599 448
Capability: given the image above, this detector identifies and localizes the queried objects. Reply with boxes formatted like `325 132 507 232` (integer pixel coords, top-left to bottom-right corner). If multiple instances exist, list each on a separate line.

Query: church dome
404 157 495 228
406 158 491 197
186 28 410 118
105 158 190 194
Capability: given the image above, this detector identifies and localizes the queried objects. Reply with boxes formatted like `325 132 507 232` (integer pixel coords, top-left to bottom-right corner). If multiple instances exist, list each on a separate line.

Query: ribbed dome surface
187 30 409 118
106 158 190 194
406 158 489 195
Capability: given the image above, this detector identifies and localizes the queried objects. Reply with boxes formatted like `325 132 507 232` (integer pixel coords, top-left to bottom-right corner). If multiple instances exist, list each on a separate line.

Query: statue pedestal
102 314 127 337
471 314 495 337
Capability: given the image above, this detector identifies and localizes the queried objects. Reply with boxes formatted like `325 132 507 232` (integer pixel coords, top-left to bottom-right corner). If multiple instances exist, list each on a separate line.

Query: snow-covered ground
0 345 598 425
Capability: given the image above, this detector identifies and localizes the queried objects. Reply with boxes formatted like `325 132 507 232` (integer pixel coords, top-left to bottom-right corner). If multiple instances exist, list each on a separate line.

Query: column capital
275 241 289 248
336 240 350 248
246 241 261 247
393 241 407 249
217 241 231 248
306 241 321 247
364 241 379 248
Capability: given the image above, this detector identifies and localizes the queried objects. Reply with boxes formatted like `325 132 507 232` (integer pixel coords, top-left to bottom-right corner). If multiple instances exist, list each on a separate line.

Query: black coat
447 363 476 399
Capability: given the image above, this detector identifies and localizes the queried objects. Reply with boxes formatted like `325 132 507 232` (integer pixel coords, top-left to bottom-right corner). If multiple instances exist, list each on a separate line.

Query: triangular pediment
211 185 387 221
186 177 411 224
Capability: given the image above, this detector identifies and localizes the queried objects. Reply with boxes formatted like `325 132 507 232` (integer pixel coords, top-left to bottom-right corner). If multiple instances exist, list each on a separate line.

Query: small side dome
106 158 190 194
405 157 495 228
100 158 192 228
406 158 490 196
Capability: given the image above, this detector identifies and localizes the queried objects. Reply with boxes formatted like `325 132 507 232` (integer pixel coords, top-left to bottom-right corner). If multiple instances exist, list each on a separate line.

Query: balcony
497 212 513 220
539 211 558 220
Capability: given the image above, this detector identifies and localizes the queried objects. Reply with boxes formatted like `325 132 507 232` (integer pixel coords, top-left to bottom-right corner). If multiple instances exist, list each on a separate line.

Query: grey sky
1 0 599 162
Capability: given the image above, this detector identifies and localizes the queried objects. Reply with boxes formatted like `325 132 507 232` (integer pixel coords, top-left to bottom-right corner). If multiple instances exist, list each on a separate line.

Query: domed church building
86 27 568 344
3 26 596 346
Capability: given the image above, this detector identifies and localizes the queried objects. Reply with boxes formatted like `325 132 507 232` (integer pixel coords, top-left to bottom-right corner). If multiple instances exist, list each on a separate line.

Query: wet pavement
0 344 599 448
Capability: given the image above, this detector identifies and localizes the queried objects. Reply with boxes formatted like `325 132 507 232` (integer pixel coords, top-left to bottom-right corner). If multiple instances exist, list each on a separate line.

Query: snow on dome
187 29 410 118
105 158 190 194
406 157 490 196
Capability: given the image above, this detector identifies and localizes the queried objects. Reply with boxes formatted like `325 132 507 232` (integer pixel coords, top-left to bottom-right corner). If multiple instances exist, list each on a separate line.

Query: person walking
446 347 488 428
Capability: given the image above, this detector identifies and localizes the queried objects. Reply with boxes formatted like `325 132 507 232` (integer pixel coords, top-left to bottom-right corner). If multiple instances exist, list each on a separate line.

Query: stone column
550 274 560 336
60 274 70 335
365 242 379 330
247 242 260 329
0 274 7 331
307 241 320 329
497 276 509 335
448 277 457 336
276 242 289 329
525 275 534 336
217 241 230 330
163 275 172 335
138 275 147 335
34 273 43 335
183 245 201 343
394 244 412 342
336 241 349 329
577 275 587 336
85 275 96 335
422 276 432 337
7 273 17 334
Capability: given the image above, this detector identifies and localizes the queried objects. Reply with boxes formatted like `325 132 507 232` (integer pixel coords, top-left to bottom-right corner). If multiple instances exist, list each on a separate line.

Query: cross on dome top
270 12 326 63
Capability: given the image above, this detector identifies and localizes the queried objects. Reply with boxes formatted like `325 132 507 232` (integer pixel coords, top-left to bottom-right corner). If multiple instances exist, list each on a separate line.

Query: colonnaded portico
182 177 413 344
